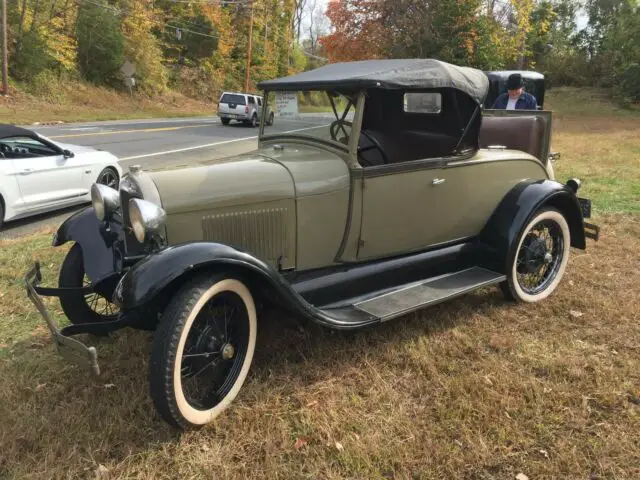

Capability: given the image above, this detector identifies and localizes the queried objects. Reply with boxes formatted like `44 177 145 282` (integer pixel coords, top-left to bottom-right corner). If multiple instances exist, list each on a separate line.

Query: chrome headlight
129 198 166 243
91 183 120 221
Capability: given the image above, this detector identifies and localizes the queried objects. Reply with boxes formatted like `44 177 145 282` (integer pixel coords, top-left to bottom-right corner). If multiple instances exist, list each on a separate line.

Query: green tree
76 1 125 86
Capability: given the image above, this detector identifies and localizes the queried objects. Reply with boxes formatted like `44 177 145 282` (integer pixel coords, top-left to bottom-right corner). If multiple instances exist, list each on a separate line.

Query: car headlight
91 183 120 221
129 198 166 243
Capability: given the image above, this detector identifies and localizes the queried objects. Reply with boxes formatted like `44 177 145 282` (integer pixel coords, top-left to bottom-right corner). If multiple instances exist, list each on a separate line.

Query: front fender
479 179 587 273
54 207 119 283
112 242 372 330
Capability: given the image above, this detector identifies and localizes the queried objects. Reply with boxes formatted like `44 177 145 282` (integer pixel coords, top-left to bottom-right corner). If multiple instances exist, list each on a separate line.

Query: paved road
1 115 329 239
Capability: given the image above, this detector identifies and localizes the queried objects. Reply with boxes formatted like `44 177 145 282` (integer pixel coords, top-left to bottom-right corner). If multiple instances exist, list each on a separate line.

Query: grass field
0 80 213 125
0 89 638 479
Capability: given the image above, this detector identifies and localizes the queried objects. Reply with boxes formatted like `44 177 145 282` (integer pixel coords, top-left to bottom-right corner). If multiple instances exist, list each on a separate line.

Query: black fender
53 206 120 283
479 179 587 273
112 242 377 330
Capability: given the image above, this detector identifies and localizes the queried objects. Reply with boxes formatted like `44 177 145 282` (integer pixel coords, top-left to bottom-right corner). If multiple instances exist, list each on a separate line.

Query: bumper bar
24 262 132 376
25 262 100 376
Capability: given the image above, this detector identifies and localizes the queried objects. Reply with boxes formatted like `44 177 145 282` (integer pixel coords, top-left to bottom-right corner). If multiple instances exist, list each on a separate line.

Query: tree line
6 0 305 99
4 0 639 103
320 0 640 102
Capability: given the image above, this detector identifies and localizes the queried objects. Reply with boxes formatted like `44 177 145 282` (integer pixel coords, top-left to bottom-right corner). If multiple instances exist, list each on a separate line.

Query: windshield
220 93 246 105
260 90 357 147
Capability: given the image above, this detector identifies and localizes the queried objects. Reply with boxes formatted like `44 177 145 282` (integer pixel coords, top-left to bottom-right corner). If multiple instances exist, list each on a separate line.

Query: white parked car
0 124 122 229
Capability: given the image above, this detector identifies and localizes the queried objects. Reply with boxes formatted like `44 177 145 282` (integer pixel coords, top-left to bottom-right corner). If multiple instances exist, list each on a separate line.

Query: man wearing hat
491 73 538 110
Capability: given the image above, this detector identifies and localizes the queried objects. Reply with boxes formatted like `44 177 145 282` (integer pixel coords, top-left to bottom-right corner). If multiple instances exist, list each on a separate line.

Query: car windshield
260 90 357 147
220 93 246 105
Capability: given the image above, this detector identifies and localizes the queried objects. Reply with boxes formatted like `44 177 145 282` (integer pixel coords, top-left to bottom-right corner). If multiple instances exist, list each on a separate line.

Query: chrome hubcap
221 343 235 360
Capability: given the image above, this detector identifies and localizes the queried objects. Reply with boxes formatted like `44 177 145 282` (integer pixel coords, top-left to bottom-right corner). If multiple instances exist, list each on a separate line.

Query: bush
615 63 640 103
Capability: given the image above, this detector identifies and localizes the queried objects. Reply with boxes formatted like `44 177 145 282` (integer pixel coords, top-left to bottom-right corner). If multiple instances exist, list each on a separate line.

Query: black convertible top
258 59 489 104
0 124 38 140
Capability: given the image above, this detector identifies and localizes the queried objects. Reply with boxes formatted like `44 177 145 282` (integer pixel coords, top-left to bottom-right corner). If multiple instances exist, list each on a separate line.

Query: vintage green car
25 59 599 429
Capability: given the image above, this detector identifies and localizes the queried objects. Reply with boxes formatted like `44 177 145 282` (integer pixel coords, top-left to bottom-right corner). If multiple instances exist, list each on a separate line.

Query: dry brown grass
1 216 638 479
0 90 639 479
0 81 213 125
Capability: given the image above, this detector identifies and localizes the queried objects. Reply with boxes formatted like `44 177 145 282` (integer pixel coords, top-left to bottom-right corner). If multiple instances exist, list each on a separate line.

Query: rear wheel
267 112 275 126
221 118 230 125
501 207 571 302
250 113 257 128
58 244 120 324
0 196 4 230
149 274 257 429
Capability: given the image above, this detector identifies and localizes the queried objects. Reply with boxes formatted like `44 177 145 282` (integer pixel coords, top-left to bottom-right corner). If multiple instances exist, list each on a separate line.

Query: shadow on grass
0 287 508 474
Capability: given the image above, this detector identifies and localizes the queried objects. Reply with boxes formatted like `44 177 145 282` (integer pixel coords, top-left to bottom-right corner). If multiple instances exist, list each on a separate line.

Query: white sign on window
275 91 298 118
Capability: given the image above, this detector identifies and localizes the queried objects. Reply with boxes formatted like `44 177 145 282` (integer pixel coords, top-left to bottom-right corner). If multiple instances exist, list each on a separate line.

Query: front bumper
25 263 100 375
24 263 131 376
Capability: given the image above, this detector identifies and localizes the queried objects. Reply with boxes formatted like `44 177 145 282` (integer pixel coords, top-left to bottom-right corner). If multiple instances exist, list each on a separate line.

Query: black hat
507 73 524 90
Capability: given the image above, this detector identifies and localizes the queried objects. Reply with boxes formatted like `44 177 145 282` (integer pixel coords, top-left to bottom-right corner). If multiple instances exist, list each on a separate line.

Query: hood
148 152 295 215
53 142 99 154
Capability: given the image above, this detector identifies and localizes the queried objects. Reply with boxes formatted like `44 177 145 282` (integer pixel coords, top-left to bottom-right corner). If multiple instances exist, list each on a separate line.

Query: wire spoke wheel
502 208 571 303
515 220 564 295
59 243 119 324
180 292 250 410
149 275 257 429
83 275 119 317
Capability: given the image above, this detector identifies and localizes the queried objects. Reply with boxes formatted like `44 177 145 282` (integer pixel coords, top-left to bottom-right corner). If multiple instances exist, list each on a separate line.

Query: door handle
432 178 446 185
19 168 33 175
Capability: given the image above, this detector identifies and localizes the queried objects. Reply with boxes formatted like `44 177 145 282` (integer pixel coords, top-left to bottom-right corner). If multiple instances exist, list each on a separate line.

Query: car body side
0 134 122 224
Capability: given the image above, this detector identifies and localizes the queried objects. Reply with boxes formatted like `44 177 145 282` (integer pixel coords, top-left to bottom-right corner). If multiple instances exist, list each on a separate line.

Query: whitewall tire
501 207 571 303
149 274 257 429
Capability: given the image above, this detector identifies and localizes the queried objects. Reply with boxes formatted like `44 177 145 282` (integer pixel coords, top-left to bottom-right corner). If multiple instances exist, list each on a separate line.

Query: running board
350 267 505 322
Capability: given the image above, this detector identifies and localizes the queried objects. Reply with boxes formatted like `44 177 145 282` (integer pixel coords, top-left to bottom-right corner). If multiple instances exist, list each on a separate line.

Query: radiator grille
202 208 290 264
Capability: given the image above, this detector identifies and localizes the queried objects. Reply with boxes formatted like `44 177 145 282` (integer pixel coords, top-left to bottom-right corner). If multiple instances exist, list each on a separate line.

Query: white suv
217 92 274 127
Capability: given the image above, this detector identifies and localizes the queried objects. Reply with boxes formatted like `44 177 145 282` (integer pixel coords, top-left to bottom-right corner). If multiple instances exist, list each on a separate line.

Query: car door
4 136 85 210
434 110 553 242
356 160 445 260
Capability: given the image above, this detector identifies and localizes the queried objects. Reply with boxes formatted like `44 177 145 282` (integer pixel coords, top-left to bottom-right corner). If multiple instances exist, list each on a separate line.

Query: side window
248 96 255 105
257 97 262 106
0 136 58 159
403 92 442 114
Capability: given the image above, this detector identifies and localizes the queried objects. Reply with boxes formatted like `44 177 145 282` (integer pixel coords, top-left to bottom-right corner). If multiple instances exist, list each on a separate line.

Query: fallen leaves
569 310 584 318
294 437 309 450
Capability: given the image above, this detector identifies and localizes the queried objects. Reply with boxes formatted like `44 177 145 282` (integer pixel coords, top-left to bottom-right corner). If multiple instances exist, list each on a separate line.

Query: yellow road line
48 124 212 139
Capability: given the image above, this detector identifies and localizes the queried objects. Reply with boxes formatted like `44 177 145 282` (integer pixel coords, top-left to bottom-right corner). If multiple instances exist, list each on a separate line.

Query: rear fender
479 179 586 273
54 207 119 283
112 242 364 329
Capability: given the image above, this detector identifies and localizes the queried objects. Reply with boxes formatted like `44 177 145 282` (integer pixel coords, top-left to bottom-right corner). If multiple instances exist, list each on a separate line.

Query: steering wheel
358 129 389 166
329 119 352 143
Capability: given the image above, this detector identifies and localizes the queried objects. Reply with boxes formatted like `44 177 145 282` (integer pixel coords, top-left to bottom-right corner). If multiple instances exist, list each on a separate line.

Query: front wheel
58 243 120 323
501 207 571 302
149 274 257 429
250 114 257 128
267 112 274 126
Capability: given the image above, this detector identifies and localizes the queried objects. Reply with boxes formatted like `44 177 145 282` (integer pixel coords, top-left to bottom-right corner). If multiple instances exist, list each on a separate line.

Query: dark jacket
491 91 538 110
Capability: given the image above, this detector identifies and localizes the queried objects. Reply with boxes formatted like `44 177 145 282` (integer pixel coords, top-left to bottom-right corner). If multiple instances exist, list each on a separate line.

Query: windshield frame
259 89 365 168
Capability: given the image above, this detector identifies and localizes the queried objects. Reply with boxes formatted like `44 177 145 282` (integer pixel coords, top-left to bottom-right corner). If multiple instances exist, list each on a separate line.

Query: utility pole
244 1 254 92
1 0 8 95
